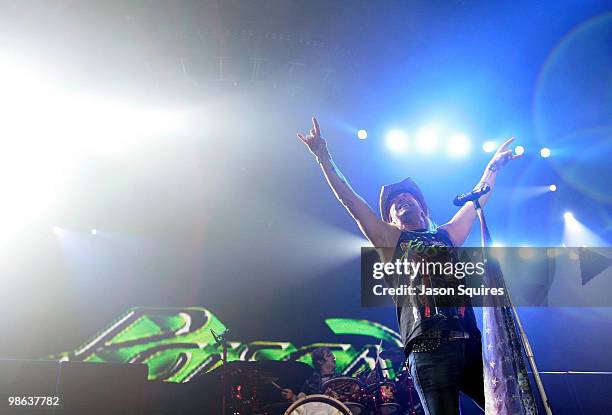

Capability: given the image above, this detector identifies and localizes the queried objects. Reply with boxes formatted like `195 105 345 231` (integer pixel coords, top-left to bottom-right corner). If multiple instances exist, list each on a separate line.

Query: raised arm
439 137 522 246
297 117 397 247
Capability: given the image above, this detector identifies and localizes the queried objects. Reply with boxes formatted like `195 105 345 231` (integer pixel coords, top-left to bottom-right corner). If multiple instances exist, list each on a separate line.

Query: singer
295 117 521 415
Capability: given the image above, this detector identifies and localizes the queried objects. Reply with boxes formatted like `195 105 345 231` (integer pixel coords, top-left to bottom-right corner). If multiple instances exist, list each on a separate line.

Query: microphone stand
473 199 552 415
211 329 230 415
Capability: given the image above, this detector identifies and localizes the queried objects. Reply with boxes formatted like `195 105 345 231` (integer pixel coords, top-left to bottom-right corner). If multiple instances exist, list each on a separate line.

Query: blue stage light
563 210 607 246
448 133 470 157
416 126 438 153
482 141 497 153
386 130 408 153
357 129 368 140
549 184 557 192
540 147 551 158
515 145 525 156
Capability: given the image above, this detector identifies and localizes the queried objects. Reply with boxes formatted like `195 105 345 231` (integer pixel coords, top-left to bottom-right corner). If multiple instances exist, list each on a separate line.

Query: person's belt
443 330 470 340
419 330 470 341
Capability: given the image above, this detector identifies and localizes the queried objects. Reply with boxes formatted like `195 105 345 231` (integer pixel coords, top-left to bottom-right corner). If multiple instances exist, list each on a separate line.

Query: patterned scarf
478 209 538 414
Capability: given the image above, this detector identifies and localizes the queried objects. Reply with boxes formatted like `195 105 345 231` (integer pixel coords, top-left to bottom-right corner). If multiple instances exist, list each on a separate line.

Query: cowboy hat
379 177 428 223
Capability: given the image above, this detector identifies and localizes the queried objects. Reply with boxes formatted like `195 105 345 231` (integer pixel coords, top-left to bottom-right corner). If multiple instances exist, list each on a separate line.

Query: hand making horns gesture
297 117 329 161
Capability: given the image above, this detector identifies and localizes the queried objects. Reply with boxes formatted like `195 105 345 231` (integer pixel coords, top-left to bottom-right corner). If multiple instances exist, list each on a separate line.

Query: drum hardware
206 360 312 415
395 362 419 415
322 377 367 414
284 394 352 415
211 328 231 414
205 352 422 415
211 329 281 415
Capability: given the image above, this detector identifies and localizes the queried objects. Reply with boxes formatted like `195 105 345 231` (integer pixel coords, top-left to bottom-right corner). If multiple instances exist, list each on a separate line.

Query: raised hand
297 117 329 161
488 137 523 172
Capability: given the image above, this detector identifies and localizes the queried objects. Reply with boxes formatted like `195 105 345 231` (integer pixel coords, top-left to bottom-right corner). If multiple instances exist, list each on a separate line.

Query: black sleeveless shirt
385 228 480 353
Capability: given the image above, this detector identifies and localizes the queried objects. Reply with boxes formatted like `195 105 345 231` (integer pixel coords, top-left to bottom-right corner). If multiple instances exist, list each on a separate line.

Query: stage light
490 243 506 260
0 56 192 249
546 248 558 258
561 211 607 246
357 129 368 140
540 147 551 158
386 130 408 153
515 146 525 156
482 141 497 153
416 126 438 153
518 247 535 260
447 133 470 157
549 184 557 192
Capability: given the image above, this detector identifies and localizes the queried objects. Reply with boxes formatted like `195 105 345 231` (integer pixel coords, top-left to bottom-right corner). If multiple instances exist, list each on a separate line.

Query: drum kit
299 347 421 415
212 346 422 415
317 376 401 415
210 329 422 415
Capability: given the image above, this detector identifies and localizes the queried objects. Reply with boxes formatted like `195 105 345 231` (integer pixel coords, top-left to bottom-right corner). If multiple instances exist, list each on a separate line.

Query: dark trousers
408 337 485 415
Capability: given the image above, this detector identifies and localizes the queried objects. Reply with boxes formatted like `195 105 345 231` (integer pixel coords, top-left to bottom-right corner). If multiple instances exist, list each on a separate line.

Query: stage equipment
317 360 422 415
361 346 413 415
211 328 231 414
472 196 553 414
322 377 367 414
206 360 312 415
363 380 400 414
453 184 491 207
284 394 352 415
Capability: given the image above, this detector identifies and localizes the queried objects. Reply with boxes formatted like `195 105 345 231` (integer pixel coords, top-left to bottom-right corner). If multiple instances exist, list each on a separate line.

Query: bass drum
283 394 353 415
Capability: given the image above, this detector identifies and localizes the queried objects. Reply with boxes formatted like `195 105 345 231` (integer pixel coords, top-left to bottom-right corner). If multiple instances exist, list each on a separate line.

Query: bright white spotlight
416 126 438 153
540 147 551 158
549 184 557 192
91 229 97 236
563 212 574 221
515 145 525 156
448 133 471 157
357 129 368 140
386 130 408 153
482 141 497 153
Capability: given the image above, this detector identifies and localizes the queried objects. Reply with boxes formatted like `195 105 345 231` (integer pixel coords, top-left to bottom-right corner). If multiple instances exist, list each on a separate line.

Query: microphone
453 184 491 207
